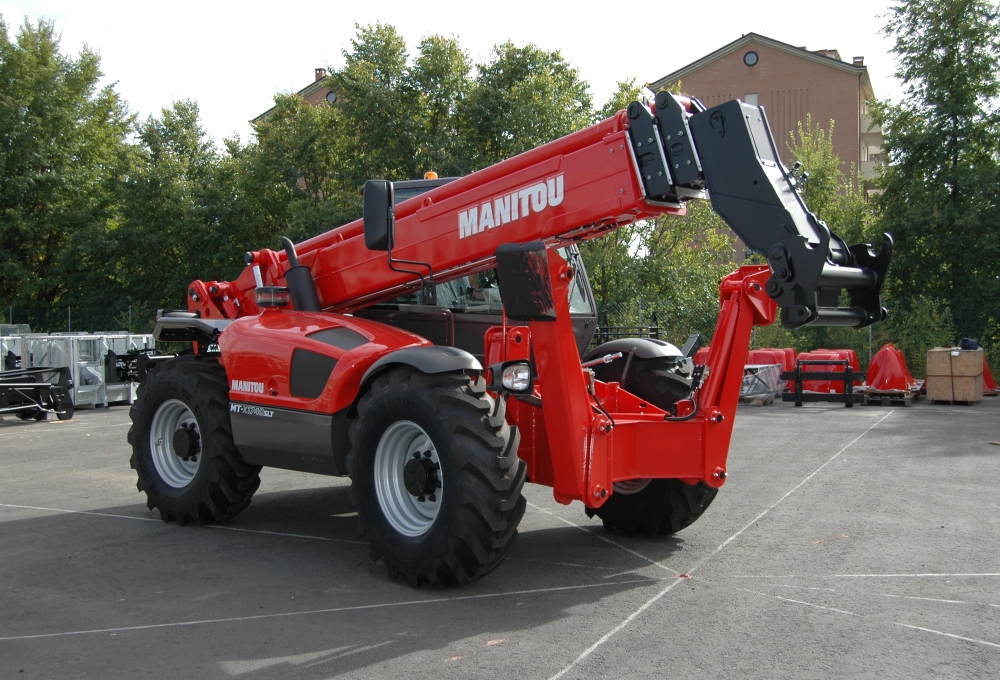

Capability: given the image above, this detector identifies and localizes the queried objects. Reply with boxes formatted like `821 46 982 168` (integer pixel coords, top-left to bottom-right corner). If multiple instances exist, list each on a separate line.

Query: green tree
247 93 355 241
872 0 1000 343
459 42 592 169
326 23 421 185
0 17 130 322
103 101 268 324
787 115 875 245
595 78 640 121
410 35 472 176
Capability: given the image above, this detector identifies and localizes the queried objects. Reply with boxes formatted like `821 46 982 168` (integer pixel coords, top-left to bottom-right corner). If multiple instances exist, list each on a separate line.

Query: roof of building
649 33 874 100
251 76 331 125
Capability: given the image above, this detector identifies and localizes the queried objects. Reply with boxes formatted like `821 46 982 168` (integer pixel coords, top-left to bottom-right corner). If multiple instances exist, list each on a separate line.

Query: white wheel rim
613 478 651 495
374 420 442 537
150 399 202 488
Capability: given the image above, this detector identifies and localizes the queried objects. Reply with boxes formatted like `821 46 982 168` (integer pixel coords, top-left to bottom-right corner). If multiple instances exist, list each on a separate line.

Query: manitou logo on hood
458 174 564 239
231 380 264 394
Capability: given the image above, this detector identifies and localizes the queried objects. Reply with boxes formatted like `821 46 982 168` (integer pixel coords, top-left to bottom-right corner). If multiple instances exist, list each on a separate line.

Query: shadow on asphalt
0 485 686 677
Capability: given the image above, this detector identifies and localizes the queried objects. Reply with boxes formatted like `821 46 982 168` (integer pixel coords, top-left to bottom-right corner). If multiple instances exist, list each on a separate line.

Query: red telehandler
129 93 891 586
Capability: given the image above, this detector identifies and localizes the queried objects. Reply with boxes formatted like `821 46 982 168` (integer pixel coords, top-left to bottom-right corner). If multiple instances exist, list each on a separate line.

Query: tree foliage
459 42 592 169
872 0 1000 345
0 17 130 314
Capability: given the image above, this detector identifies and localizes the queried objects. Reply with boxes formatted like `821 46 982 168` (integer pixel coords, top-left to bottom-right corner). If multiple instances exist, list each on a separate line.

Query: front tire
348 368 526 587
128 356 262 524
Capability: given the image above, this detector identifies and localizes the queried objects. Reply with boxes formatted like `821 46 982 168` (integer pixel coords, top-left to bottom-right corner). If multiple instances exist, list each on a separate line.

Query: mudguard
360 345 482 388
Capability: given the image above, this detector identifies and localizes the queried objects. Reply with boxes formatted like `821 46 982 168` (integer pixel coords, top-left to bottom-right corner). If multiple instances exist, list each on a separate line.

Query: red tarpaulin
865 344 921 393
748 348 796 390
797 349 862 393
984 356 998 393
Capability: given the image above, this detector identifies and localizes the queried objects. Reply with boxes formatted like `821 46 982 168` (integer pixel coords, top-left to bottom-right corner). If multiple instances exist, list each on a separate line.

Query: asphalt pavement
1 395 998 679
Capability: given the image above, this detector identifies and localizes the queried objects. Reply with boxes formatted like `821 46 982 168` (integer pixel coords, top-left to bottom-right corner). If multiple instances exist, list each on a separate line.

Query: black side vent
290 349 337 399
307 327 369 352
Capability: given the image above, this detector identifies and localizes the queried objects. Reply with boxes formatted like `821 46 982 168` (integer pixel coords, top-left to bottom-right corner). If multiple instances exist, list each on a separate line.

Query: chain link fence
1 303 160 335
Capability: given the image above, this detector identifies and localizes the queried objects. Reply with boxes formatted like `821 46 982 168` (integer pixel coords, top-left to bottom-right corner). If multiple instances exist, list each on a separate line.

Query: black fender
360 345 482 394
153 311 232 344
582 337 682 362
583 338 692 412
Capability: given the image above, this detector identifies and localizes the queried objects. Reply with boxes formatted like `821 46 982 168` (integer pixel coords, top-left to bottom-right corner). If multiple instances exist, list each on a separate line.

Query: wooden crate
926 347 983 404
927 375 984 403
926 347 983 377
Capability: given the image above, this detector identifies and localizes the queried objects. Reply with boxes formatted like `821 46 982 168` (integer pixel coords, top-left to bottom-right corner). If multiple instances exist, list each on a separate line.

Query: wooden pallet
929 398 980 406
863 388 919 407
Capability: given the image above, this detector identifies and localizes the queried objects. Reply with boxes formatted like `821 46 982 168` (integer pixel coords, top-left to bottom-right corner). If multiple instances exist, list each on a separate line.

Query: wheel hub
172 423 201 462
403 451 440 501
373 420 443 537
149 399 202 488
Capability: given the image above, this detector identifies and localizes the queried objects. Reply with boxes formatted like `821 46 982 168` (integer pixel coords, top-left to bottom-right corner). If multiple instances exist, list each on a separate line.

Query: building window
744 93 759 105
743 51 759 66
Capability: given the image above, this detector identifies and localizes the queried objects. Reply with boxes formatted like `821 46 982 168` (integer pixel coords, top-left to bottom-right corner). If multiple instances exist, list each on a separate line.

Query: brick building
252 68 336 124
649 33 883 191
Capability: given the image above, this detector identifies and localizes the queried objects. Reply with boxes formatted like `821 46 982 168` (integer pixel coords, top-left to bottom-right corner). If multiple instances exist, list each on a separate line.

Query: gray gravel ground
1 395 998 679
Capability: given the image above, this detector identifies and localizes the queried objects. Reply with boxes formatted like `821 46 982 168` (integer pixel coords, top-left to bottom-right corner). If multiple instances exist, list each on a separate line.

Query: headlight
488 360 533 394
502 363 532 392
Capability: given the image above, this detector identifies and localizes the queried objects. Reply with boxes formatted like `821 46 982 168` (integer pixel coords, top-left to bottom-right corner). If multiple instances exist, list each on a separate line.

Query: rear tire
348 368 526 587
128 356 262 524
586 479 717 537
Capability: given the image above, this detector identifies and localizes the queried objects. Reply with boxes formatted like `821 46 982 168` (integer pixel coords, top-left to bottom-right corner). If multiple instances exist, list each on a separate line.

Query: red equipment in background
748 348 796 390
984 356 998 395
865 344 921 393
797 349 862 393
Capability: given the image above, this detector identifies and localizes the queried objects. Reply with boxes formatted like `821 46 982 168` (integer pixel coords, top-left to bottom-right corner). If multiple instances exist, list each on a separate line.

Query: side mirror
363 180 394 251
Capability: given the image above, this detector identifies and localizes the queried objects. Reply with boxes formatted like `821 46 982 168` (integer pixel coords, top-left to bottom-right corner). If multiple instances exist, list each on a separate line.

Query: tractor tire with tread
348 367 526 587
586 479 717 537
128 356 261 524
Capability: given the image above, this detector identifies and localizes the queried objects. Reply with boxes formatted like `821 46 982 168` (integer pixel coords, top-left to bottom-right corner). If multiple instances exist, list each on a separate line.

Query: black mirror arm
387 244 438 306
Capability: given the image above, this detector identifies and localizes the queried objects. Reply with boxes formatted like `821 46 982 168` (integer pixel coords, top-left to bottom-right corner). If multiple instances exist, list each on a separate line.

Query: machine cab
353 176 598 363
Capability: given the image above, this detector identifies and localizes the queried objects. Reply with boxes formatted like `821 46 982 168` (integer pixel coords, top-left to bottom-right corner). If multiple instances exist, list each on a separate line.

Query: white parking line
0 503 365 545
880 594 971 605
546 409 895 680
738 588 858 616
527 501 680 576
894 623 1000 650
742 589 1000 651
733 573 1000 579
0 579 650 642
774 584 837 592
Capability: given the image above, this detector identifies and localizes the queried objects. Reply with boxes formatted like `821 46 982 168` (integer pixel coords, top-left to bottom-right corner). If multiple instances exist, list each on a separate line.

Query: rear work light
488 360 533 395
255 286 291 308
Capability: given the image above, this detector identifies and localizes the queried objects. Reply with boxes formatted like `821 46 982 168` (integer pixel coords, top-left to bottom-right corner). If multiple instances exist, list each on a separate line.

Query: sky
1 0 903 146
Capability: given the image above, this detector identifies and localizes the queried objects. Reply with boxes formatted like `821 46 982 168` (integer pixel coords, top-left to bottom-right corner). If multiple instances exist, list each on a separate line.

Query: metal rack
1 332 157 408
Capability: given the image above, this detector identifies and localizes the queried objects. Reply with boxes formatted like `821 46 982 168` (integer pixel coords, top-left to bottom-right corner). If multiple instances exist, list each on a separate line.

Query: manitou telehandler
129 92 891 586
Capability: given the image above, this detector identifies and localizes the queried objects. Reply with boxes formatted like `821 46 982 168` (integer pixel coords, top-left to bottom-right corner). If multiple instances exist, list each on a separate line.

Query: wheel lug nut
417 495 425 502
423 451 431 458
428 494 436 502
412 452 421 459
